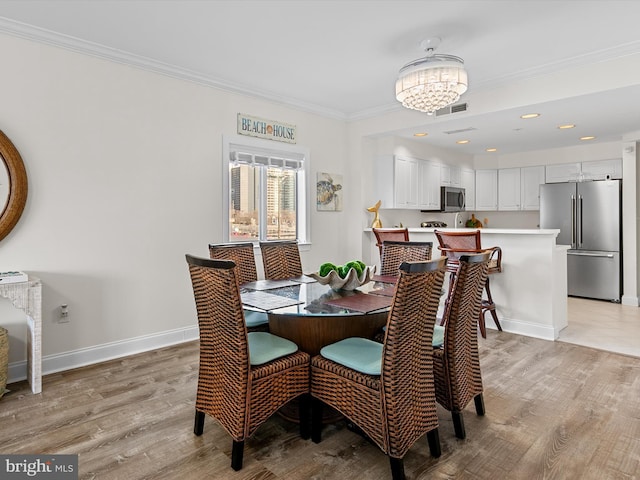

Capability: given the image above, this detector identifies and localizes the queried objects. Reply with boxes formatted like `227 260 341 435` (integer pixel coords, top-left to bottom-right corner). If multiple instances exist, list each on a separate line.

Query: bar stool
372 227 409 256
433 229 503 338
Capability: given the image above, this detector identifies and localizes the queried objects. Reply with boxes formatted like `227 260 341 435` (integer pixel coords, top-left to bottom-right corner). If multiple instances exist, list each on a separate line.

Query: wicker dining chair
259 240 303 280
372 227 409 255
434 229 503 338
208 242 268 331
379 240 432 276
311 257 446 480
432 252 490 440
185 254 311 471
208 242 258 285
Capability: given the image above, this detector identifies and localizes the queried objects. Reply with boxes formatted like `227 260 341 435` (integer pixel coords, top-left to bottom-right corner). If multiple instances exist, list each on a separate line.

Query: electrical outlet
59 304 69 323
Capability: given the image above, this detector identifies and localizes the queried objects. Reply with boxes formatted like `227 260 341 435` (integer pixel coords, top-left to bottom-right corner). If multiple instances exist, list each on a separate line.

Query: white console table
0 277 42 393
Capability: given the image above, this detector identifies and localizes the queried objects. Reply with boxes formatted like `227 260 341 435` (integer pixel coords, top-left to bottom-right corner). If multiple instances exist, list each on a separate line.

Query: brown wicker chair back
259 240 303 280
372 227 409 255
208 242 258 285
433 252 490 440
379 240 432 276
311 257 446 480
185 254 310 471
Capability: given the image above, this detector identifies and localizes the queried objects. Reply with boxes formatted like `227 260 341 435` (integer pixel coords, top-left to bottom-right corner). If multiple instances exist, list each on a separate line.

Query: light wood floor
559 297 640 358
1 328 639 479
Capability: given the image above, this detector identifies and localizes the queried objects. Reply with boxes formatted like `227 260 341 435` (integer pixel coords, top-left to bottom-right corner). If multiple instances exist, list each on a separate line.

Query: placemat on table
371 274 398 284
323 293 392 313
241 290 303 311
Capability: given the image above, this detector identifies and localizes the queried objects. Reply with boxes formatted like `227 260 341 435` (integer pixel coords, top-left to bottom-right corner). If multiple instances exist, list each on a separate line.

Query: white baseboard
621 295 639 306
487 317 558 341
7 325 199 385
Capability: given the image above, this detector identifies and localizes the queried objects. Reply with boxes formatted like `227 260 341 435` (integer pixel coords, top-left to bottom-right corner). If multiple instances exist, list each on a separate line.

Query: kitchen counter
364 228 567 341
403 227 561 235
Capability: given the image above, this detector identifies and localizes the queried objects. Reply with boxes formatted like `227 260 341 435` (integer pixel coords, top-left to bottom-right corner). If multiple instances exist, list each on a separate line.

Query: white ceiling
1 0 640 155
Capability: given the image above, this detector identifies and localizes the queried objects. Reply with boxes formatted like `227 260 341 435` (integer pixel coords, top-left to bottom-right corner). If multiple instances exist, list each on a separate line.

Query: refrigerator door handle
577 195 583 248
570 195 576 248
568 252 615 258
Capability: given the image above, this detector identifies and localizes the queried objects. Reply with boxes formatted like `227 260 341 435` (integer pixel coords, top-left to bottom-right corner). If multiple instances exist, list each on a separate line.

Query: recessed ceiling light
520 113 540 119
456 140 470 144
413 132 428 137
486 148 498 152
558 124 576 129
580 136 596 141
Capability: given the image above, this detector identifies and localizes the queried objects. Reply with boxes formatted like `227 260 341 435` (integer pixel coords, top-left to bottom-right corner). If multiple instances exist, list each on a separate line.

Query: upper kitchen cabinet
373 155 440 210
440 164 461 187
498 168 521 210
475 169 498 211
581 159 622 180
373 155 418 208
545 159 622 183
545 163 581 183
461 168 475 210
520 165 545 210
419 160 441 210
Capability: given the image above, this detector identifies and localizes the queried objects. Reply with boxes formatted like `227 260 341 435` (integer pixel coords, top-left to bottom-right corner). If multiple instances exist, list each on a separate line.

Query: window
223 136 309 243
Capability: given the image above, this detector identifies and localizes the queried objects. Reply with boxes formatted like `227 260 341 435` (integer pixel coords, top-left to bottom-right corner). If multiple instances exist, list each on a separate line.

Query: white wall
0 32 359 380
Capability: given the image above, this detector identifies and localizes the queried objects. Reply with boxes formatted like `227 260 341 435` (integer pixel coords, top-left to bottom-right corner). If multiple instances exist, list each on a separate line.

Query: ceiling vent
442 126 477 135
435 102 468 117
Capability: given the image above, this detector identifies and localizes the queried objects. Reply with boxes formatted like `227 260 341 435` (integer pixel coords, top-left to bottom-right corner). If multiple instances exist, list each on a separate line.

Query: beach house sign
237 113 296 144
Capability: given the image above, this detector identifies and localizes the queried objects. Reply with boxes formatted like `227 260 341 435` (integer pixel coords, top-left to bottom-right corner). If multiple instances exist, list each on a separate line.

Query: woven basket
0 327 8 397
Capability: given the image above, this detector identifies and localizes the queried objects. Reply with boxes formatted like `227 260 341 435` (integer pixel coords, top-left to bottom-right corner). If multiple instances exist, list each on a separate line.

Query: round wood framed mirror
0 130 28 242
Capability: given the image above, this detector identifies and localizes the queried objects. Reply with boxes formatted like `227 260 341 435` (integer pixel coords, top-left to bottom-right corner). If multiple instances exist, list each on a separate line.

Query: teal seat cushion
432 325 445 348
381 324 444 348
243 309 269 328
321 337 382 375
247 332 298 366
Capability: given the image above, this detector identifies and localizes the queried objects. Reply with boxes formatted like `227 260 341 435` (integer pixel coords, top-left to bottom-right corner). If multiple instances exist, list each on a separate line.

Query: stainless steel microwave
440 186 466 212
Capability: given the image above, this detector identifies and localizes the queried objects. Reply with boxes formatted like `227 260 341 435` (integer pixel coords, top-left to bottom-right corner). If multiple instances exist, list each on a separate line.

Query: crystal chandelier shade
395 51 468 115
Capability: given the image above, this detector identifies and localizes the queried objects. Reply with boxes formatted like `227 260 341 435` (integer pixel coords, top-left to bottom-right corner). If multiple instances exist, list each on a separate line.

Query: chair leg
427 428 441 458
231 440 244 471
478 311 487 339
311 397 323 444
389 457 406 480
194 410 205 436
298 394 311 440
452 411 466 439
484 278 502 331
474 393 486 416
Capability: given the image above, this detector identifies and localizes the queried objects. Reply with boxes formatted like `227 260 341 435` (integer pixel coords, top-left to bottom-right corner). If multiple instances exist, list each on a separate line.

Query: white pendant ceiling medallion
395 37 468 115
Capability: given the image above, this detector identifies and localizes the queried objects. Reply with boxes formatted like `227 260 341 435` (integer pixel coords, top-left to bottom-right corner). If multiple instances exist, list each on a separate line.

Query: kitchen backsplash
372 209 540 229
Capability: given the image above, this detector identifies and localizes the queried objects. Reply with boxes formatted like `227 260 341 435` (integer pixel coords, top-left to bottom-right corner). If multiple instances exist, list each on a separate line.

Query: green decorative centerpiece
309 260 376 291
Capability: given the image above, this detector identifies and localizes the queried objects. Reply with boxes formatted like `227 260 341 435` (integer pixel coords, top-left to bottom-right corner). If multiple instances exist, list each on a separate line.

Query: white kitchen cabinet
498 168 521 210
440 164 461 186
581 159 622 180
419 160 441 210
461 168 475 210
394 156 419 208
545 163 581 183
475 169 498 211
520 165 545 210
373 155 442 209
545 159 622 183
373 155 418 209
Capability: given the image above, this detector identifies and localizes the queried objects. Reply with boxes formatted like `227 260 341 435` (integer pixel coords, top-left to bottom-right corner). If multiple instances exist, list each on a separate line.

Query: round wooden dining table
249 280 393 356
242 277 395 423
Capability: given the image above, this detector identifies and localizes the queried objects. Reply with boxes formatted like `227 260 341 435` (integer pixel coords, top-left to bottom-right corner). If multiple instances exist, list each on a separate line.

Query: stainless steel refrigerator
540 179 621 302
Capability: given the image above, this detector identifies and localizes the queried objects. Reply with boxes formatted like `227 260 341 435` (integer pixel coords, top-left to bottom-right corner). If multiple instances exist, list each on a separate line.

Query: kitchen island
364 228 568 341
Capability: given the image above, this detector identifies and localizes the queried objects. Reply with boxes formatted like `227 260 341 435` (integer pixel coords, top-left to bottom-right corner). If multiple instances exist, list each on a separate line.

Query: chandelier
395 37 468 115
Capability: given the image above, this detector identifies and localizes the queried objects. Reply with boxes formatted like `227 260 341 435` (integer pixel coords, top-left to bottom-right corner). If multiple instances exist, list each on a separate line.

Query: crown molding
0 17 348 121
